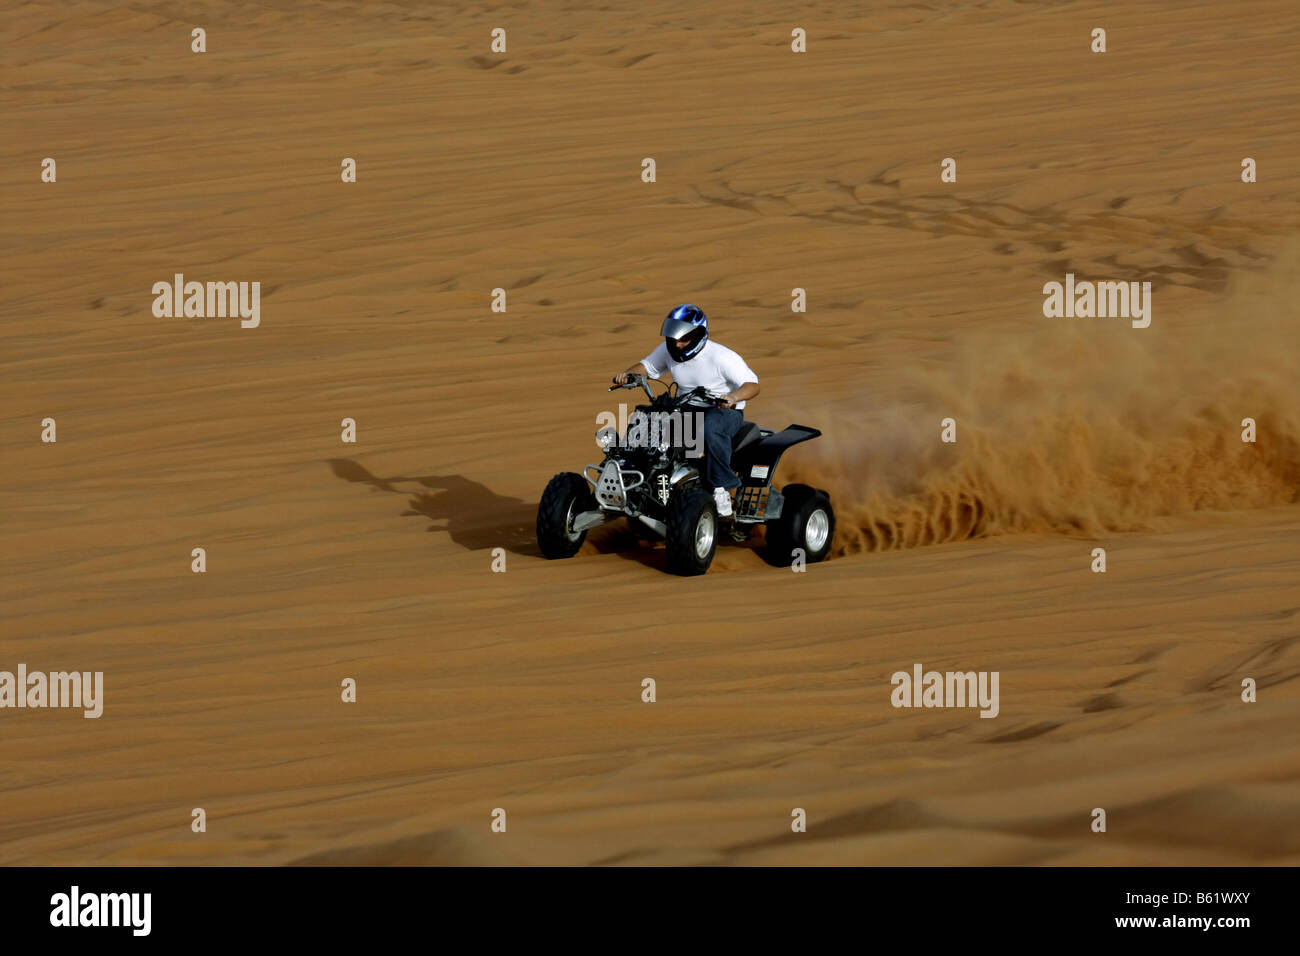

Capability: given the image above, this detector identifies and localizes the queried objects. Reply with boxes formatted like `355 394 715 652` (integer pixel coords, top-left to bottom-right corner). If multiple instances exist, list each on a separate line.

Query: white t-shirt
641 340 759 409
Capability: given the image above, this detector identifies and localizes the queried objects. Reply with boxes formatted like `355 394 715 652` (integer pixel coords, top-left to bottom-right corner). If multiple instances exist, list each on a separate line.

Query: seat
731 421 762 453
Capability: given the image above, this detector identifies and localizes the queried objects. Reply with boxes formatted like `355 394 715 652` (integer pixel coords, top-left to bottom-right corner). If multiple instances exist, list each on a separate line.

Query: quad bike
537 374 835 575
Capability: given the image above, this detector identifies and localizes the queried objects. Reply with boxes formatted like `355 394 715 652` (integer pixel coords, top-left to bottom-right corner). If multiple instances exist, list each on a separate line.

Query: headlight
595 427 618 451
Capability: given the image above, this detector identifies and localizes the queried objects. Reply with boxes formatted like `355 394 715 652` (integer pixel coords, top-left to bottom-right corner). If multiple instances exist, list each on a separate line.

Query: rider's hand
716 393 736 408
612 372 630 385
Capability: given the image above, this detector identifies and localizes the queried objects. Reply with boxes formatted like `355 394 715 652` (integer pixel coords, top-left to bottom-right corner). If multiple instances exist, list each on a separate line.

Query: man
612 304 760 517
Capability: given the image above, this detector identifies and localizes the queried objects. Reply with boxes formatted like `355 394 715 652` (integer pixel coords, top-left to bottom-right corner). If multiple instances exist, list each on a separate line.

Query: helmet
660 304 709 362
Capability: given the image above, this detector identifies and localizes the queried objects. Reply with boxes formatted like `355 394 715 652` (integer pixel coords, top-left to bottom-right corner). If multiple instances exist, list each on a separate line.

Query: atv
536 374 835 575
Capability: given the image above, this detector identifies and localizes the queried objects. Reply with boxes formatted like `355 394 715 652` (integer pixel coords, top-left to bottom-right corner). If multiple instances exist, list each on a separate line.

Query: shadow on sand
328 459 539 555
328 458 683 569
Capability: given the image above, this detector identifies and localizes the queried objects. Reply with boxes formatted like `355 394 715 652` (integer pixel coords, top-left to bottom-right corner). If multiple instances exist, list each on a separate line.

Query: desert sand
2 0 1298 865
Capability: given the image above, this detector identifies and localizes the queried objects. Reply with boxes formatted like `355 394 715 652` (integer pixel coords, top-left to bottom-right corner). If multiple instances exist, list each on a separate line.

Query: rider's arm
721 381 760 406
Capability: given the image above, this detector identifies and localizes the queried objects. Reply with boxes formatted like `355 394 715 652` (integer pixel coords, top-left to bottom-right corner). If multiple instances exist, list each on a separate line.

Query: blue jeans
698 405 743 490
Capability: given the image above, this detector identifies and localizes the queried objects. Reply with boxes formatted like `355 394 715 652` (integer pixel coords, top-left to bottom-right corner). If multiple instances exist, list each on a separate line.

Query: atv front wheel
765 483 835 566
665 488 718 576
537 472 598 559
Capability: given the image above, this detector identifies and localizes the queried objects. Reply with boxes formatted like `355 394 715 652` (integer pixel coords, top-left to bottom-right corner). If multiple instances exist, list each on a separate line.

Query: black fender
732 424 821 477
730 425 822 521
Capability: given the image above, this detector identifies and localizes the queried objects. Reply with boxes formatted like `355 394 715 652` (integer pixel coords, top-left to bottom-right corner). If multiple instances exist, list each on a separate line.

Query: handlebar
609 373 656 401
609 373 643 391
608 375 727 406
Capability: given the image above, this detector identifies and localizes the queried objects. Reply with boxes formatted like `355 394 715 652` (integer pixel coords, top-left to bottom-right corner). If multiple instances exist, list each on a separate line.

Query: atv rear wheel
665 488 718 576
537 472 598 559
765 483 835 566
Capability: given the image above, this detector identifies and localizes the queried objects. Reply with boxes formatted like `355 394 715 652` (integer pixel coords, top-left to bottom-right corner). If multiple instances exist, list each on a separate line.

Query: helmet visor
660 316 700 340
665 328 705 362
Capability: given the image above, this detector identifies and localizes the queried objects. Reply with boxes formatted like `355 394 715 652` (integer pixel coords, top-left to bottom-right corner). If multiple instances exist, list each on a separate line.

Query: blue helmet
660 304 709 362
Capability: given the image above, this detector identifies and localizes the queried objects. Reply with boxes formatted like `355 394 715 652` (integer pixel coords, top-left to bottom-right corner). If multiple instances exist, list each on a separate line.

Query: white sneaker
713 487 734 517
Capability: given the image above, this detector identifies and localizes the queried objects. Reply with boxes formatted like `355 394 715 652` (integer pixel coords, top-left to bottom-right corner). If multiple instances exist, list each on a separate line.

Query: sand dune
2 0 1298 865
